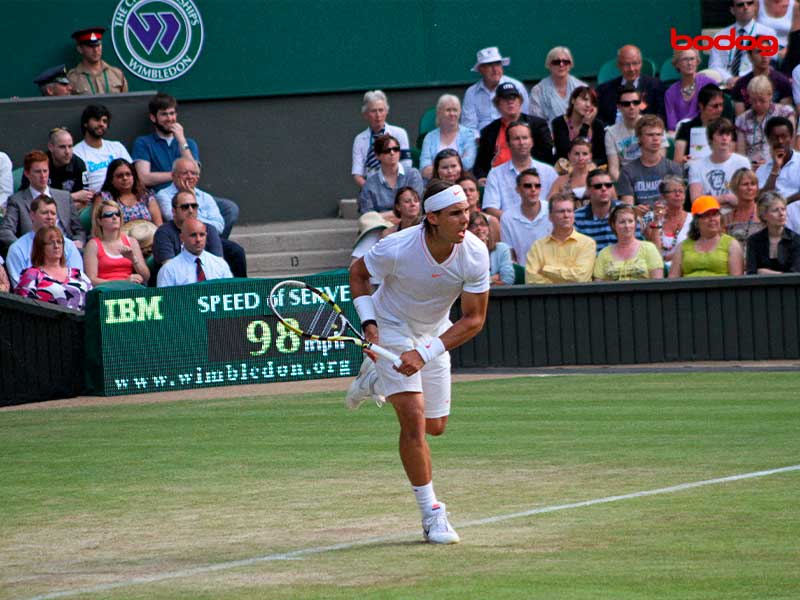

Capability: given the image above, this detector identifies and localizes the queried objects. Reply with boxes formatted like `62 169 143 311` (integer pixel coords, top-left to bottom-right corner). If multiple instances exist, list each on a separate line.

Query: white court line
26 464 800 600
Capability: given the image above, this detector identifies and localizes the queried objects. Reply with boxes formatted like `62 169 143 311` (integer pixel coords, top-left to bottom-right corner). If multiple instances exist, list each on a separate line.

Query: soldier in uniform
33 65 73 96
67 27 128 95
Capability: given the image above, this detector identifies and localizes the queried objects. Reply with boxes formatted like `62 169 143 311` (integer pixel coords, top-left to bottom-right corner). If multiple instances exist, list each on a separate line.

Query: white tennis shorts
374 317 451 419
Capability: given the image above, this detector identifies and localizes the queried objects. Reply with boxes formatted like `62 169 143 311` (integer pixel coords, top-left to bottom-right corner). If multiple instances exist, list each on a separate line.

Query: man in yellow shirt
525 193 596 284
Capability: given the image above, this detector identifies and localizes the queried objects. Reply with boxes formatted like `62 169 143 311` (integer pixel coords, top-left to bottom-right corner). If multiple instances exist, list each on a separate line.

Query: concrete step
245 248 353 279
233 227 356 254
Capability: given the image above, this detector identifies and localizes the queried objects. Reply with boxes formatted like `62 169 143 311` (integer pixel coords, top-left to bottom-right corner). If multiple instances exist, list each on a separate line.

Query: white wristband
353 295 376 324
414 337 446 364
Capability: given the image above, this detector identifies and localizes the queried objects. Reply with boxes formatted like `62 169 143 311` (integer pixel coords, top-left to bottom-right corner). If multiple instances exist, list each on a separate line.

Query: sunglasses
521 182 542 189
101 211 121 218
178 202 199 210
734 1 754 6
381 146 401 154
550 59 572 66
591 182 615 190
618 100 641 107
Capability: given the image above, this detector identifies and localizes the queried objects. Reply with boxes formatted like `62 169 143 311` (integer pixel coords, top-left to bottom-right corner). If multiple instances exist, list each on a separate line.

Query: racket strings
306 302 340 337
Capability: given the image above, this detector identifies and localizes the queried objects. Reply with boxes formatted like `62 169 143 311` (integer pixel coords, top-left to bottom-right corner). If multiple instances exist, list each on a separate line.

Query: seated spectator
618 115 683 211
132 93 239 239
13 226 92 311
500 168 552 264
0 150 85 254
644 175 693 269
458 173 501 243
66 27 128 95
549 137 594 203
758 0 794 61
530 46 588 125
722 167 765 243
482 121 559 219
420 95 476 178
462 46 530 131
73 104 132 191
747 191 800 273
33 64 73 96
5 196 83 287
552 86 607 167
351 90 411 188
708 0 777 87
349 211 392 286
0 150 12 210
525 192 596 284
153 190 230 280
756 115 800 202
83 199 150 286
381 187 422 238
664 49 718 132
155 158 247 278
669 196 744 277
596 45 665 125
96 158 162 225
469 211 514 286
157 218 232 287
576 169 642 253
19 128 93 211
473 83 554 180
736 76 796 169
606 85 667 181
594 204 663 280
357 134 424 218
732 47 793 114
674 84 726 163
431 149 465 184
0 257 9 292
688 118 750 202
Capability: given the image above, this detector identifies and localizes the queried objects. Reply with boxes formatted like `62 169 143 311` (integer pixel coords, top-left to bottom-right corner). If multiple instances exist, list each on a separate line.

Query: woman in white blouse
529 46 588 125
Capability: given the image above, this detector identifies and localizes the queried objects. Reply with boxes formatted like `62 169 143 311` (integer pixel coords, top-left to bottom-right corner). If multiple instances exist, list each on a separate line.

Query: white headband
424 184 467 213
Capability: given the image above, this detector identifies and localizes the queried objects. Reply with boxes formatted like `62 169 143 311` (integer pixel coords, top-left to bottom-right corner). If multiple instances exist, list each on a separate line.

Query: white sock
412 481 439 515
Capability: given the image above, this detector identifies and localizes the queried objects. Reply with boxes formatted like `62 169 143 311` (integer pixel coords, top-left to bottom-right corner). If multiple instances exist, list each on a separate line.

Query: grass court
1 371 799 599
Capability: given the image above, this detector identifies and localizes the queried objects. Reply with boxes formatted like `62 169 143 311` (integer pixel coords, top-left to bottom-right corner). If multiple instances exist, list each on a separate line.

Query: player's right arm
349 257 379 349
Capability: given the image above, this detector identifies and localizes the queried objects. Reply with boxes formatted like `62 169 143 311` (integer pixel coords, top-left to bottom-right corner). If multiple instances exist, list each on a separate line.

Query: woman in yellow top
594 204 663 280
668 196 745 278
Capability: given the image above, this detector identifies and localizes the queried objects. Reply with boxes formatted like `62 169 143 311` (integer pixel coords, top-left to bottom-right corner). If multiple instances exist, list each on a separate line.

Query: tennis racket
268 279 403 367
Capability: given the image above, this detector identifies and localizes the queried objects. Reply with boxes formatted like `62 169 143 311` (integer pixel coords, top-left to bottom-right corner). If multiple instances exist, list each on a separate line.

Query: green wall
6 0 700 100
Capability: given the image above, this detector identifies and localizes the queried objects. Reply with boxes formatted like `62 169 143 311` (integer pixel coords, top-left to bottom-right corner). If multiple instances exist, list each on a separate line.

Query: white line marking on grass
26 464 800 600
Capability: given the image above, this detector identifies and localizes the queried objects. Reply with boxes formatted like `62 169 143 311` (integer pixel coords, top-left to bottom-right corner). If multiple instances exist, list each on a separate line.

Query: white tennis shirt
364 224 490 334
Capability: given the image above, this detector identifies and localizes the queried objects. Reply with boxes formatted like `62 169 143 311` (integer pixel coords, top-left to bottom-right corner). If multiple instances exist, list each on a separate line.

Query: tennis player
347 179 490 544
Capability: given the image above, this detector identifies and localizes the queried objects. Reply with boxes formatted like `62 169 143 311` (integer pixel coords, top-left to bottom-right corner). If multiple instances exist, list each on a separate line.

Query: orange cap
691 195 721 215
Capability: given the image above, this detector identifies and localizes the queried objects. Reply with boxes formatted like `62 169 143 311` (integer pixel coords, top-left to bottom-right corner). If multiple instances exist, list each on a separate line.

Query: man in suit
596 45 664 125
472 82 554 181
0 150 85 256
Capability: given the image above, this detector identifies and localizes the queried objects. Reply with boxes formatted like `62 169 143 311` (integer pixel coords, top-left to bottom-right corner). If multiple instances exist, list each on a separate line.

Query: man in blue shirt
132 92 239 238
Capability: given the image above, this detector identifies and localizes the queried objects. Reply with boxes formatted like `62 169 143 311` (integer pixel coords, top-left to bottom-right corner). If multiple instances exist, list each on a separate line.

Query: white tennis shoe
422 503 460 544
345 358 385 410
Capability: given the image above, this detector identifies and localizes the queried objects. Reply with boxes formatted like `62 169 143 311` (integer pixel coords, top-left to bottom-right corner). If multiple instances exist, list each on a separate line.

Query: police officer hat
33 64 70 87
71 27 105 46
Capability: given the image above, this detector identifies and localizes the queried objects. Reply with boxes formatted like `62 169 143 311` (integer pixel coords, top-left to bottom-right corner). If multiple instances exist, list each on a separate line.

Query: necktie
195 257 206 282
729 28 746 76
364 127 386 174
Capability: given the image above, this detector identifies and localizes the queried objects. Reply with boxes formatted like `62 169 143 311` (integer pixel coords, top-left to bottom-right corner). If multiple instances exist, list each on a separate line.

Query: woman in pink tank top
83 198 150 285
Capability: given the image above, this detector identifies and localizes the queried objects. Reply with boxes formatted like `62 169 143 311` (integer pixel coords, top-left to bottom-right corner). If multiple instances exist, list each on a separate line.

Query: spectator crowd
4 5 800 315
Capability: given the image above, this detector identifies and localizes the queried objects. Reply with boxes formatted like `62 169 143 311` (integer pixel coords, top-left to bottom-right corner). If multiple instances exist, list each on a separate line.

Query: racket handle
369 343 403 368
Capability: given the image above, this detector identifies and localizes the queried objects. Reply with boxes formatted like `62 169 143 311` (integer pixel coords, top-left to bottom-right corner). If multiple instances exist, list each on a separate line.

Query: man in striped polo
575 169 642 253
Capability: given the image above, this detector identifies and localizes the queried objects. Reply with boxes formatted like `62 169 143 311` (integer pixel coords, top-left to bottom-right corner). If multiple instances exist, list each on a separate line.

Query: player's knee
426 417 447 436
399 426 427 447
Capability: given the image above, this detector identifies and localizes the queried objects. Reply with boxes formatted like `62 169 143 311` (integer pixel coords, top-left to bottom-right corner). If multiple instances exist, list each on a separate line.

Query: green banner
84 271 361 396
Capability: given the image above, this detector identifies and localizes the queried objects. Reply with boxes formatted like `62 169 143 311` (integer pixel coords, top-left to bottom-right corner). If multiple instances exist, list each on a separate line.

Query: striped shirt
574 200 642 253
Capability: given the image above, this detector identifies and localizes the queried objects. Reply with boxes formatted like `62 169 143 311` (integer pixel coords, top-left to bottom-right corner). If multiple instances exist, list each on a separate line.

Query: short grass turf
1 372 798 600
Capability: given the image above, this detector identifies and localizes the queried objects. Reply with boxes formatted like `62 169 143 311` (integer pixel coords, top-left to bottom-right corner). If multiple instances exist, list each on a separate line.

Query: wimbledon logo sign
112 0 204 82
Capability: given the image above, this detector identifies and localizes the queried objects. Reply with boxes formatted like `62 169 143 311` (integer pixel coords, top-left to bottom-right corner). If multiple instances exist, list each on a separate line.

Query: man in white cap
347 180 490 545
461 46 530 131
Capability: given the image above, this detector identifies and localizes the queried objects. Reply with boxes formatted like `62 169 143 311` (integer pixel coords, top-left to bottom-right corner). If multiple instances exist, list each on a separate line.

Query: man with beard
72 104 132 191
133 93 239 238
